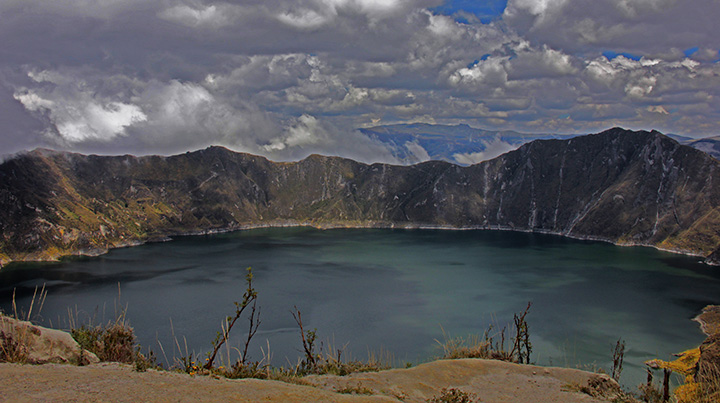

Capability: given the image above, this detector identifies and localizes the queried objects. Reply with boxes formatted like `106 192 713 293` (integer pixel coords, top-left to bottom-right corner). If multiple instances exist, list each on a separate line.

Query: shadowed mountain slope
2 128 720 265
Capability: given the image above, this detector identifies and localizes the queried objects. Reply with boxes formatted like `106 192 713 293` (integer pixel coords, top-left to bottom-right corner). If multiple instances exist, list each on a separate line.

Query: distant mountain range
358 123 720 163
357 123 574 164
2 127 720 266
686 136 720 160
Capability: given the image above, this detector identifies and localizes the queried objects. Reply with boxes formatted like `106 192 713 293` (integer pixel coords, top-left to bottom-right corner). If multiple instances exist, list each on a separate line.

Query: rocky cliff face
2 128 720 265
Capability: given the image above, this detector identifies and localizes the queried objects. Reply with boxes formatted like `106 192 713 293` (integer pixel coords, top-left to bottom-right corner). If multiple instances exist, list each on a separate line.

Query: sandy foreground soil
0 358 619 403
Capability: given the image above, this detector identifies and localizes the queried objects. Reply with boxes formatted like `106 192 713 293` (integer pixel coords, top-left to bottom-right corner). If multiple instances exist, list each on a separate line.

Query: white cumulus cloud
264 114 322 151
403 140 431 162
158 4 237 28
453 138 517 165
277 9 329 29
13 70 147 143
3 0 720 156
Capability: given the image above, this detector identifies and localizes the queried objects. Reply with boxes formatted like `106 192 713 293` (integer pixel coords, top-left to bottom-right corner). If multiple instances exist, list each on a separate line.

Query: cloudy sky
1 0 718 162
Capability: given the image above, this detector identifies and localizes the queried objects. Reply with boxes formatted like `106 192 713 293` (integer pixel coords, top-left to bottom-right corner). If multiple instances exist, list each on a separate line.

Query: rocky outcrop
0 315 98 364
2 128 720 265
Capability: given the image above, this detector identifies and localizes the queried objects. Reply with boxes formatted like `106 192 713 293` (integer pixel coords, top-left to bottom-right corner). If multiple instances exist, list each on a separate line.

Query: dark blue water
1 227 718 388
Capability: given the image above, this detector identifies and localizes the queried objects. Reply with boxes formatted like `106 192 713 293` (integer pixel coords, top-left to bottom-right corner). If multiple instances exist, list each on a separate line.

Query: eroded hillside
2 128 719 265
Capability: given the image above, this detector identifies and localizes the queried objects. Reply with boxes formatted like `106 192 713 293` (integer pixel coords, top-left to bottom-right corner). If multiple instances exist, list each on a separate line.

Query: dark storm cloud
503 0 719 57
1 0 719 160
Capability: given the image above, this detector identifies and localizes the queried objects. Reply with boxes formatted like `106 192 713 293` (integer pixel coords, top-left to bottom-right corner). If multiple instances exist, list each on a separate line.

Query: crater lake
2 227 719 388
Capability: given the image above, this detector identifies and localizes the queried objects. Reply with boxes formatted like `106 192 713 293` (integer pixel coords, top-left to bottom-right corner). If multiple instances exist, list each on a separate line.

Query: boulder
0 315 99 365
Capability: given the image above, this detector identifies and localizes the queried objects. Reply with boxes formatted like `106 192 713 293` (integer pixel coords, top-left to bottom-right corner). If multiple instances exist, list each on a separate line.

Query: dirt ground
0 358 620 403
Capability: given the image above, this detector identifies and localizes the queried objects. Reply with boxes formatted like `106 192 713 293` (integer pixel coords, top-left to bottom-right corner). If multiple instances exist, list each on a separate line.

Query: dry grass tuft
70 308 157 370
436 303 532 364
71 317 136 363
426 387 478 403
336 382 374 395
0 286 47 363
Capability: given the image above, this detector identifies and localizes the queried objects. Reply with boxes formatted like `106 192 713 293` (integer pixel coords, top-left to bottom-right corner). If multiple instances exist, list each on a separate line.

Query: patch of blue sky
430 0 507 24
602 51 642 61
467 55 490 68
683 47 699 57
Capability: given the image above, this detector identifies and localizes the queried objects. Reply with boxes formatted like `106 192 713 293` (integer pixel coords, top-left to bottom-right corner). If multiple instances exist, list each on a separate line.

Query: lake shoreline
1 221 715 269
694 305 720 336
3 227 717 391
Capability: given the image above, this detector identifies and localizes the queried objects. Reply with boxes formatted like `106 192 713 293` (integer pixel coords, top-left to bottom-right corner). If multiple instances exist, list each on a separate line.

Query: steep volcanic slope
459 129 720 252
1 128 720 265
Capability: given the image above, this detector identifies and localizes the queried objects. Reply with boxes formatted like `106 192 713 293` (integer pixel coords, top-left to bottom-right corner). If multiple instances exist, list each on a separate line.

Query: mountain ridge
356 123 720 164
2 127 720 266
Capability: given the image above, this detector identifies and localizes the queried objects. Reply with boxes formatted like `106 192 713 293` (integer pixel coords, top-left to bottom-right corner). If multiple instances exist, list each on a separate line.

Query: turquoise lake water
1 227 719 388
